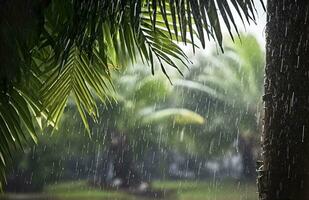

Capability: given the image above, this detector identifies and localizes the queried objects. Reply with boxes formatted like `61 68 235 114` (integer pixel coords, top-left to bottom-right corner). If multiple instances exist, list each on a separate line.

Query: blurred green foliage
5 34 264 191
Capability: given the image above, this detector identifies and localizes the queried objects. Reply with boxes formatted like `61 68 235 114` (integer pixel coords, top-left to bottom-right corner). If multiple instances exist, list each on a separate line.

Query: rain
1 1 309 200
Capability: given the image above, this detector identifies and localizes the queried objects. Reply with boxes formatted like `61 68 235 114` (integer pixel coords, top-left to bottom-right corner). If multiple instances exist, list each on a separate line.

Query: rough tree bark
260 1 309 200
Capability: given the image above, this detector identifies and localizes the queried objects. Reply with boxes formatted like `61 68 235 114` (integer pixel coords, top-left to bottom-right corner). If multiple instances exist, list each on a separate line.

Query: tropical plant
5 65 206 191
175 34 264 178
0 0 264 188
115 65 205 128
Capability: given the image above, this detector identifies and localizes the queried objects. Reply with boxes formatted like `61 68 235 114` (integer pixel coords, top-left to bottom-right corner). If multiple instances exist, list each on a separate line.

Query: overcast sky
238 0 266 46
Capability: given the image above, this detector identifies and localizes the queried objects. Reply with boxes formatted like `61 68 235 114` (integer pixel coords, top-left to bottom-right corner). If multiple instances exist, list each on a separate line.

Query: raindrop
302 125 305 142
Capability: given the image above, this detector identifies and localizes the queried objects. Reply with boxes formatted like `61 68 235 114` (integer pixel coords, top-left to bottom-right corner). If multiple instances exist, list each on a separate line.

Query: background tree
175 35 264 179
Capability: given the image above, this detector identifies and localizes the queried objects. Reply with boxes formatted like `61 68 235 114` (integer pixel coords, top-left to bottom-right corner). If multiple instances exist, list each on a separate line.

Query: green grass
44 180 133 200
42 180 258 200
153 180 258 200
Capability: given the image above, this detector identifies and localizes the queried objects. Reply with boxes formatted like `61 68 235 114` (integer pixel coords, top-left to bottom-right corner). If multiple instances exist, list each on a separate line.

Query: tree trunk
238 134 256 180
110 134 142 188
260 1 309 200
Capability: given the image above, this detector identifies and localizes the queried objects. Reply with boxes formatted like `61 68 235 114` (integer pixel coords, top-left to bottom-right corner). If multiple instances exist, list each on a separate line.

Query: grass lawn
44 181 132 200
40 179 258 200
153 180 258 200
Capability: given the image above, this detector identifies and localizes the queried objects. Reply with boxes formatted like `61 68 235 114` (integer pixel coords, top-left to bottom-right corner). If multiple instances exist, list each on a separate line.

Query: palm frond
36 46 114 134
0 86 39 189
174 79 225 100
42 0 263 77
180 34 264 112
141 108 205 125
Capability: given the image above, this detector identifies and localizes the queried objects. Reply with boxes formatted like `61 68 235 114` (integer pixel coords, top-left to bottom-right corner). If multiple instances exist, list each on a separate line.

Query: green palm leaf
38 46 114 134
0 86 39 189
